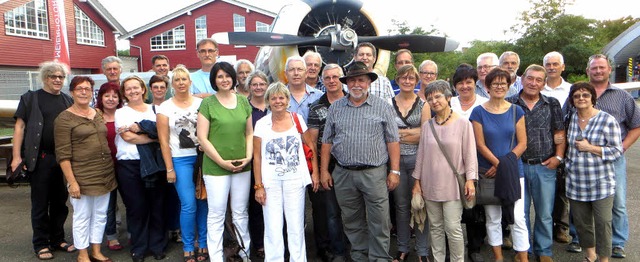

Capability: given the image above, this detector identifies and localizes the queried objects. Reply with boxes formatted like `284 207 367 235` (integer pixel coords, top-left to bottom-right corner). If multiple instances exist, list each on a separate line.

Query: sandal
184 252 196 262
54 242 77 253
35 248 54 260
197 248 209 261
394 251 410 262
583 256 599 262
107 240 124 251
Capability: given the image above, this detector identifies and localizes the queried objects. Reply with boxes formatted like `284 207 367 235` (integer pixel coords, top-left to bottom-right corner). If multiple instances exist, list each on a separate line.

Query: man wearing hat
320 61 401 261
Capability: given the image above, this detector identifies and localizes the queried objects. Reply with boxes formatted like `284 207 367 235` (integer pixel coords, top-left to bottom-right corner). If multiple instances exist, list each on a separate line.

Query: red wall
128 1 273 71
0 0 117 72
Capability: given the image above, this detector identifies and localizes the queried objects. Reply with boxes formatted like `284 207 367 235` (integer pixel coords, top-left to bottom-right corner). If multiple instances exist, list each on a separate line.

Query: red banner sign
48 0 70 69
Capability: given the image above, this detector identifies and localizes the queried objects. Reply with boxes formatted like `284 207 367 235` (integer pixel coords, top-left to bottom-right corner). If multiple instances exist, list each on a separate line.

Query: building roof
602 21 640 65
81 0 128 35
118 0 277 40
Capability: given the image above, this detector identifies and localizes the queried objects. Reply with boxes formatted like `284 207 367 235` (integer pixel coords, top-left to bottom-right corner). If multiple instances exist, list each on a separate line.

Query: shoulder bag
292 112 314 173
429 120 475 209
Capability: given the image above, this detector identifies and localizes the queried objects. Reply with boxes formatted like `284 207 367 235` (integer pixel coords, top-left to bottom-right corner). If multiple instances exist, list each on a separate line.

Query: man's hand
321 170 333 190
387 173 400 191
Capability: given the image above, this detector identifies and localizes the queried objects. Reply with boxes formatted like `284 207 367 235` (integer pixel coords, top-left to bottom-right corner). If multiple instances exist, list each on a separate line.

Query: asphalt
1 146 640 262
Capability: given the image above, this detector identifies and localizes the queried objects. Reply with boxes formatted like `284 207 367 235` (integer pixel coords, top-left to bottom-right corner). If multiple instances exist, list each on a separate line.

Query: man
476 52 518 98
416 60 439 97
541 51 571 107
500 51 523 92
190 38 218 98
149 55 173 102
234 59 254 96
563 54 640 258
354 42 395 103
507 64 565 262
284 56 323 121
303 50 325 92
307 64 348 262
151 55 170 77
390 49 414 95
541 51 573 245
96 56 123 106
321 61 400 261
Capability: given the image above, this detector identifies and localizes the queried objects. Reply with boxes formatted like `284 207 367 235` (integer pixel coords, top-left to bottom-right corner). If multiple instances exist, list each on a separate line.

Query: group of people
10 37 639 262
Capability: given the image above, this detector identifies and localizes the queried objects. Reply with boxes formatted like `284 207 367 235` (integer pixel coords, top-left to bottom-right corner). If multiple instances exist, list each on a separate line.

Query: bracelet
253 183 264 190
167 169 174 173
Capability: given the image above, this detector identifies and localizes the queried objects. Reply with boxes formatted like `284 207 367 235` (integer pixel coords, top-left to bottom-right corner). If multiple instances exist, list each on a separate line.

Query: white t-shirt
254 113 312 187
115 104 156 160
157 97 203 157
451 95 489 119
542 79 571 107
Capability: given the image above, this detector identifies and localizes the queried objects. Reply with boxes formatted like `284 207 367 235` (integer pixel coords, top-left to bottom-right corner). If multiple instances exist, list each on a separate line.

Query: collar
346 93 373 107
513 89 551 106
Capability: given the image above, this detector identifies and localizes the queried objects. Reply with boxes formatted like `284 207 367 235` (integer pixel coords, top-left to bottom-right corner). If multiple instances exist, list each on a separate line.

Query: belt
336 163 377 171
522 156 552 165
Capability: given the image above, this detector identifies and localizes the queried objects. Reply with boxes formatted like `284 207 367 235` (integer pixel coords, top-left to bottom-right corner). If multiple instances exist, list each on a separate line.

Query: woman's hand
575 139 592 152
255 188 266 206
227 158 250 173
484 165 498 178
465 180 476 200
412 181 422 196
68 182 81 199
167 170 176 183
128 123 141 133
311 172 320 192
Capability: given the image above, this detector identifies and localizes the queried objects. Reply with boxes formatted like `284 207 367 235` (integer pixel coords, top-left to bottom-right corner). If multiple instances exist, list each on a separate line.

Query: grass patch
0 128 12 137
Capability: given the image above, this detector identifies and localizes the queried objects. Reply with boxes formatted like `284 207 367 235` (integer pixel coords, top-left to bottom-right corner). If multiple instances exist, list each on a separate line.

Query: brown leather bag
193 151 207 200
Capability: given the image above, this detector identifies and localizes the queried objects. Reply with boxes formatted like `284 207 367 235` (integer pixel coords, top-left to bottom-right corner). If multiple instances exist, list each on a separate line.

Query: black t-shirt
38 89 68 151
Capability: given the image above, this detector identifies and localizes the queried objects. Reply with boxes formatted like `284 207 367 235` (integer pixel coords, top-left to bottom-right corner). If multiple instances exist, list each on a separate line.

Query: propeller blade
359 35 459 52
212 32 331 47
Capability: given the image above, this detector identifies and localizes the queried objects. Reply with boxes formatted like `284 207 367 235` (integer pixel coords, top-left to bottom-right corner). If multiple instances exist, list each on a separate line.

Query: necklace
72 105 92 118
459 96 475 107
435 109 453 125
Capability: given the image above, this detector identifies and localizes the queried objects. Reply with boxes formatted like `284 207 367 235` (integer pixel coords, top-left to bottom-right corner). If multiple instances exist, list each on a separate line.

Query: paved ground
1 145 640 262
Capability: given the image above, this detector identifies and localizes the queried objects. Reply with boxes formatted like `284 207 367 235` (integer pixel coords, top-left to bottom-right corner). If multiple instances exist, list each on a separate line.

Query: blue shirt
288 84 323 121
190 69 216 95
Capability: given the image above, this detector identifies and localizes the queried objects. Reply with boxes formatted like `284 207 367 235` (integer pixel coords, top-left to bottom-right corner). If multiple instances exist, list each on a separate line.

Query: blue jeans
612 156 628 248
393 154 419 254
523 163 556 257
173 156 208 252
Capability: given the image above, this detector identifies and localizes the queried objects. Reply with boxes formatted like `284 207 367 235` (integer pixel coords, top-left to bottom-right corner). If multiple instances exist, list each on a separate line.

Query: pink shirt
412 117 478 201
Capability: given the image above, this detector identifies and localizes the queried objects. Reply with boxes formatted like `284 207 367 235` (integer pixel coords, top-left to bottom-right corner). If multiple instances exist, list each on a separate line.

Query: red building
0 0 126 74
120 0 275 71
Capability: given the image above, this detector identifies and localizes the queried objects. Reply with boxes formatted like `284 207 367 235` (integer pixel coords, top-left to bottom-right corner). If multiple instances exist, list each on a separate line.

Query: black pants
30 152 69 252
248 171 265 250
117 160 166 256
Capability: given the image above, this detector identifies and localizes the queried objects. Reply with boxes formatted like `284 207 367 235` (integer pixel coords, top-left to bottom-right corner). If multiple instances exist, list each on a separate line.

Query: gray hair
234 59 255 72
321 63 344 77
476 52 499 66
543 51 564 65
425 80 453 99
196 38 218 49
245 70 269 92
264 82 290 110
39 60 68 84
101 56 122 71
303 50 324 65
418 60 438 73
285 56 306 71
499 51 520 65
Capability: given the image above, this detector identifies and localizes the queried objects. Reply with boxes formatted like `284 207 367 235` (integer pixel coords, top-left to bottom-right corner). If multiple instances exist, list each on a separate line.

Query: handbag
223 215 247 262
193 150 207 200
5 154 28 188
428 120 475 209
476 105 516 205
291 112 314 173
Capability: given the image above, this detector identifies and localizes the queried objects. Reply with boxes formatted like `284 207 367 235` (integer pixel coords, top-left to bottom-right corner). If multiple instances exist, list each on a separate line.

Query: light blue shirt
288 84 324 121
190 69 216 95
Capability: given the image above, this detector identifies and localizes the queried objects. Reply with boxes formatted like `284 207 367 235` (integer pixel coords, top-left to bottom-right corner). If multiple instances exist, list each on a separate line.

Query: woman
149 75 170 106
54 76 117 262
197 62 253 261
565 82 622 262
253 82 319 261
157 65 208 262
469 68 529 262
115 76 166 262
450 63 488 119
247 70 270 259
391 65 430 262
412 80 477 262
95 82 125 251
11 61 75 260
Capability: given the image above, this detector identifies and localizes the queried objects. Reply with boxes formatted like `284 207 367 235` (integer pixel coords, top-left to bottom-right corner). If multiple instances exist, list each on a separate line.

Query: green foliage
118 49 130 56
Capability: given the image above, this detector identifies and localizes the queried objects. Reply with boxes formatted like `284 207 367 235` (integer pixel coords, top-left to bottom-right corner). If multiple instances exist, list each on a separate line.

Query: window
233 14 245 32
74 6 104 46
256 21 269 32
4 0 49 39
195 16 207 43
150 25 186 50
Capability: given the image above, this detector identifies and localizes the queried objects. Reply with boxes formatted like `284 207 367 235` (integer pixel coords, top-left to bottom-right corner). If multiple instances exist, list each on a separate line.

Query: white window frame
3 0 49 40
74 5 105 46
195 15 207 43
233 14 246 48
150 24 186 51
256 21 269 32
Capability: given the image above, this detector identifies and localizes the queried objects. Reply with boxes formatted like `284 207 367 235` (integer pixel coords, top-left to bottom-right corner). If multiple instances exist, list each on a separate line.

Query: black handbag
223 216 247 262
5 154 28 188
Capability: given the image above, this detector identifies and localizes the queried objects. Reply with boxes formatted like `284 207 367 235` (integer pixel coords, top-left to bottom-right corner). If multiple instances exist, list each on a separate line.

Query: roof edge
602 21 640 55
84 0 128 35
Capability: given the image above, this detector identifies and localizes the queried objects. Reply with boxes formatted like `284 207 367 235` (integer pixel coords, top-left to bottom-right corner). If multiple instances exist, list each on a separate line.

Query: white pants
484 177 530 252
204 171 251 262
263 179 307 262
70 192 110 250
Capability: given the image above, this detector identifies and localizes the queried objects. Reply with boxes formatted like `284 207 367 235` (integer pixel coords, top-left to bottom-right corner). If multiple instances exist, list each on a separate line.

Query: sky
101 0 637 50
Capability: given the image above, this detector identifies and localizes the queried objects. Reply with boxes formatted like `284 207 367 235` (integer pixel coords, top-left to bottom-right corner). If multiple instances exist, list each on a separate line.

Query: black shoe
152 253 166 260
468 252 484 262
131 254 144 262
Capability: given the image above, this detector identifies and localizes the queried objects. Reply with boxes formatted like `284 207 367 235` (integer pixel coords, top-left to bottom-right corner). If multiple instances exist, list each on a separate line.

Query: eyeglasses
74 86 92 93
48 75 65 80
426 94 445 103
490 82 509 88
399 76 417 81
572 93 592 99
287 67 306 73
198 49 218 54
251 82 267 87
419 71 437 76
478 65 497 71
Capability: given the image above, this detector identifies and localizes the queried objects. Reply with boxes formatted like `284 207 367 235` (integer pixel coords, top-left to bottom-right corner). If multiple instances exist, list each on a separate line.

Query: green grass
0 128 12 137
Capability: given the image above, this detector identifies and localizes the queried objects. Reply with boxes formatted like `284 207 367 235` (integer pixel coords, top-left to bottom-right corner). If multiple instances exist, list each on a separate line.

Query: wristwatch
555 156 564 163
390 170 401 176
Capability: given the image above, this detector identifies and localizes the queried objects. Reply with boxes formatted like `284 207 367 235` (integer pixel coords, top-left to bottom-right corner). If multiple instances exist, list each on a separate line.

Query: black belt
336 163 377 171
522 156 552 165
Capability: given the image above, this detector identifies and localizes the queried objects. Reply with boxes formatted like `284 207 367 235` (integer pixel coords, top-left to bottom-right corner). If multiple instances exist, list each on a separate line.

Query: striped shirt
565 110 622 201
370 75 394 104
322 94 400 166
